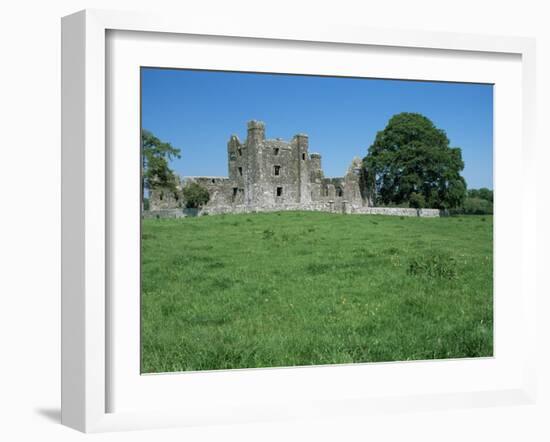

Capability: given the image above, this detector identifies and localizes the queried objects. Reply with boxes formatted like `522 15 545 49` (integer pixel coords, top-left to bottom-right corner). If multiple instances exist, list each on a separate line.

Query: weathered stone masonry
148 121 440 218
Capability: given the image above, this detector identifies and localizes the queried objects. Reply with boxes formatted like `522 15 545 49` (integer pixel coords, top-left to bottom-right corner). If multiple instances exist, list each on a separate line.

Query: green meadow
141 211 493 373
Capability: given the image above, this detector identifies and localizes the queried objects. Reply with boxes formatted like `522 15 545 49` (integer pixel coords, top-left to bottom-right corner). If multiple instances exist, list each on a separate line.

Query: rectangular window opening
238 167 243 176
274 165 281 176
274 148 279 155
276 187 283 197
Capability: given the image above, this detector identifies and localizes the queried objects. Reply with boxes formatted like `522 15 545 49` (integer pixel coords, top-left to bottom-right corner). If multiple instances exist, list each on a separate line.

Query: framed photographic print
61 9 537 433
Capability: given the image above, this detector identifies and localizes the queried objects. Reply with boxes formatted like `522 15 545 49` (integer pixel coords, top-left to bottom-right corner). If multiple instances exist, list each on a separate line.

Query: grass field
141 211 493 373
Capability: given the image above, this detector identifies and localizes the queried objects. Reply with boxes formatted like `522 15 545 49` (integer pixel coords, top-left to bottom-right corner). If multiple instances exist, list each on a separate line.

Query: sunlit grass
141 212 493 373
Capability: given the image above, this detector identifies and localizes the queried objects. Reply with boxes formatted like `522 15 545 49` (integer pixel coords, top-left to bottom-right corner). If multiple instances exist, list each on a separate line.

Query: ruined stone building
149 120 369 214
148 120 440 217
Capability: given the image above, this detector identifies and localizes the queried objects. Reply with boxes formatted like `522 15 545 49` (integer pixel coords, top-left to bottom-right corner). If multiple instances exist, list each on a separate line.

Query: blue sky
141 68 493 189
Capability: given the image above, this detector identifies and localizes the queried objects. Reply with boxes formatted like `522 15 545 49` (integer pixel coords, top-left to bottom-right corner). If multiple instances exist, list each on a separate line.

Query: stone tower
150 120 370 213
226 120 318 208
290 133 311 204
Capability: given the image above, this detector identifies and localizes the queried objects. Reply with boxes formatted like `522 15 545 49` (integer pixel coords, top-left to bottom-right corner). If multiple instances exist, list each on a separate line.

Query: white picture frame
61 9 537 433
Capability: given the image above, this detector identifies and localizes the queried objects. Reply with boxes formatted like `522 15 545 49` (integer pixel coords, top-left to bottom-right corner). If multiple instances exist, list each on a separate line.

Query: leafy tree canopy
182 182 210 209
363 113 467 209
142 129 181 195
468 187 493 202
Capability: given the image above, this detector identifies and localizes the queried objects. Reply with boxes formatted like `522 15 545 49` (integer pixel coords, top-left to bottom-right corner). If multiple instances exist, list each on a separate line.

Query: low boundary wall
143 204 440 219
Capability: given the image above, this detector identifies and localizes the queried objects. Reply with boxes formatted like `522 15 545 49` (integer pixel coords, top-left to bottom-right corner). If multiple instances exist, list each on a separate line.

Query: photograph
140 68 494 374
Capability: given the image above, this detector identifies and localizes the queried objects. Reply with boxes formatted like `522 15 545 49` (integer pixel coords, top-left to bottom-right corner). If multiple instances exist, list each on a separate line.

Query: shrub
462 197 493 215
182 182 210 208
407 253 458 280
448 196 493 216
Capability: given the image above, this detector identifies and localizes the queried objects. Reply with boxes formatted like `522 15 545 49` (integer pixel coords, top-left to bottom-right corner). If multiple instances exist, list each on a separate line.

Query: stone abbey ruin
148 121 440 217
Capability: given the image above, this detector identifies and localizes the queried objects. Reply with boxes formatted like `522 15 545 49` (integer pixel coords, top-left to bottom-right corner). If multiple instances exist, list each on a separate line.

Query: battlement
247 120 266 144
247 120 265 130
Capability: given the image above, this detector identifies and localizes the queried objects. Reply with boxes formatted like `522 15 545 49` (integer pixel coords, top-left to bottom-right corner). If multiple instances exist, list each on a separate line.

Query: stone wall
183 177 233 206
144 204 440 218
351 207 441 217
148 187 182 210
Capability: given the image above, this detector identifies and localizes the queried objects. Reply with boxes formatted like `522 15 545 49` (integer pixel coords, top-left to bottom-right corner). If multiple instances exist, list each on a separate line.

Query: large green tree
363 113 467 209
141 129 181 207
